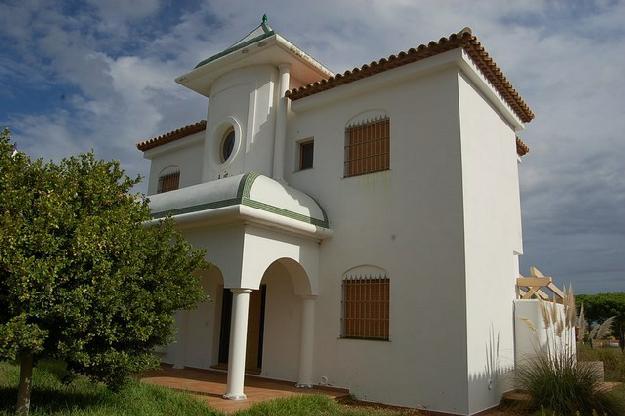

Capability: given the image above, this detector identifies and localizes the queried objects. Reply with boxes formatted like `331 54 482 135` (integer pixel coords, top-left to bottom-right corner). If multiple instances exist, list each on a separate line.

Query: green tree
576 292 625 353
0 129 209 415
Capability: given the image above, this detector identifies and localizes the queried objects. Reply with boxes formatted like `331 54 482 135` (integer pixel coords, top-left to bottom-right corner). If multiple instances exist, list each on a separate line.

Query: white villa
136 16 537 415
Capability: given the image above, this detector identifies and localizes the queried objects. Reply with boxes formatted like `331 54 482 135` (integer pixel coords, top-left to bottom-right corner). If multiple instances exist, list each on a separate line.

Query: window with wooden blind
157 171 180 193
341 274 390 340
344 117 390 177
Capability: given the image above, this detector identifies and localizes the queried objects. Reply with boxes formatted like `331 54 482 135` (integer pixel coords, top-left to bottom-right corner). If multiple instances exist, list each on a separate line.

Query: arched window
344 113 390 177
341 265 389 340
157 166 180 193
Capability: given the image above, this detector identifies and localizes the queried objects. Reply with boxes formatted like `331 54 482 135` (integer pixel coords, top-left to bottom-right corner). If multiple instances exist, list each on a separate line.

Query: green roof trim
152 172 330 229
194 20 275 69
238 171 259 199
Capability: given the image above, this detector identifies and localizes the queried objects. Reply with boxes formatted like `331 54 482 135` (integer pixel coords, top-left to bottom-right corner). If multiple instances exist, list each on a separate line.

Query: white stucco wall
514 299 576 368
145 131 205 196
241 225 319 294
182 224 246 290
285 66 469 414
163 268 223 368
260 262 302 381
183 268 224 369
458 72 522 414
203 65 278 182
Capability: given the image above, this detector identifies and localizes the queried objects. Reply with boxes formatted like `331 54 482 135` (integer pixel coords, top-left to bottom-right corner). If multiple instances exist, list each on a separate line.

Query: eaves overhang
176 34 334 97
290 48 525 131
287 28 534 125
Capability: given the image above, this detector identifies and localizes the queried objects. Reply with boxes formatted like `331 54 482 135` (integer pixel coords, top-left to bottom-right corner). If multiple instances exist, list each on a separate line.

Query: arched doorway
259 258 307 380
216 257 313 376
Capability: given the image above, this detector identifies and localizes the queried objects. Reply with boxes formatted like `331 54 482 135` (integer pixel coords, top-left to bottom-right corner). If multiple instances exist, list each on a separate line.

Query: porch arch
172 264 224 370
224 253 318 399
261 257 314 296
238 226 320 295
258 259 311 382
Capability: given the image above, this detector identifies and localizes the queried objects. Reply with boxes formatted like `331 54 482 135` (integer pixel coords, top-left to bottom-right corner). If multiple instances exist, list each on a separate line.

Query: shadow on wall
467 326 515 413
243 88 275 176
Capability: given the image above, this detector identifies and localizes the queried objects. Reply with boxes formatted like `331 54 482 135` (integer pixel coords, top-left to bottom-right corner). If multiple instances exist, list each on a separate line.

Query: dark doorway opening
217 285 266 372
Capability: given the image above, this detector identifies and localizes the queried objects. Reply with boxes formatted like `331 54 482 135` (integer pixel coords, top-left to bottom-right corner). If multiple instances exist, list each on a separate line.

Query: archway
222 256 317 399
168 264 224 370
257 258 312 380
216 257 314 377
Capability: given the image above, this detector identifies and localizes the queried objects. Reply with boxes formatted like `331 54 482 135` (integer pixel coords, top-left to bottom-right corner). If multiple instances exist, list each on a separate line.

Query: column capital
278 63 292 72
230 288 253 294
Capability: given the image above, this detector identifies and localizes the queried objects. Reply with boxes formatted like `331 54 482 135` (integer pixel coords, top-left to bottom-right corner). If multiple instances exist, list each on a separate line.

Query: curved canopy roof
148 172 328 229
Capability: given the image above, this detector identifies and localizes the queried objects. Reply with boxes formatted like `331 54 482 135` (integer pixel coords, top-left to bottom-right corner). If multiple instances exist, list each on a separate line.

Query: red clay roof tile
286 28 535 123
516 136 530 157
137 120 207 152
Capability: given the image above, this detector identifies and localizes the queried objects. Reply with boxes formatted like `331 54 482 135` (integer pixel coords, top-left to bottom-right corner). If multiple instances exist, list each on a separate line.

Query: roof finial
261 14 268 24
458 27 472 36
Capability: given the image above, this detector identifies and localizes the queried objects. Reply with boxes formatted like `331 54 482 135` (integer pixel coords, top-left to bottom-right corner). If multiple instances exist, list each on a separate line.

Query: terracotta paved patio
140 366 349 413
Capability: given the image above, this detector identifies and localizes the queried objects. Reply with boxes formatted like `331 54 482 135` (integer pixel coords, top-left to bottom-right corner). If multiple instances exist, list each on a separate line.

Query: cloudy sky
1 0 623 293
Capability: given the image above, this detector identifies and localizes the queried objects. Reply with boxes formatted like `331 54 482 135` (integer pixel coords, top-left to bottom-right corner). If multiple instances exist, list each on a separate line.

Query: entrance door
217 286 266 372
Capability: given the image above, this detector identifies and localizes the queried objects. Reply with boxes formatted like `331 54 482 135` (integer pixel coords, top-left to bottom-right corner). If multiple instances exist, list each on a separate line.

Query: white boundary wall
514 299 576 367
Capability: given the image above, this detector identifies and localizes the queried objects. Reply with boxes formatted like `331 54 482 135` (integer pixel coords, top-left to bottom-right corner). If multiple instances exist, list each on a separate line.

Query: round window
220 129 235 162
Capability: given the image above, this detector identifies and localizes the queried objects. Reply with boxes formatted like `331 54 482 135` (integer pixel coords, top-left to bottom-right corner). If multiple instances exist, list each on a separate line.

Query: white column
173 311 188 369
296 295 317 388
272 63 291 181
224 288 252 400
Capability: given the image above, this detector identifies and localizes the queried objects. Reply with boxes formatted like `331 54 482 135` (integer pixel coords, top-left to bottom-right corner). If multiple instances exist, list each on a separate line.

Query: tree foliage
576 292 625 352
0 128 209 412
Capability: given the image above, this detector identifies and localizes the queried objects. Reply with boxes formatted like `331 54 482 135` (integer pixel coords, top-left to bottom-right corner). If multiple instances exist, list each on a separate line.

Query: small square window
298 140 314 170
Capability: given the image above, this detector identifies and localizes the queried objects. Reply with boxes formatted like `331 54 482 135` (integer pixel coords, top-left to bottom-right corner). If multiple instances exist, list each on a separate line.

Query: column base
223 392 247 400
295 383 313 389
172 364 184 370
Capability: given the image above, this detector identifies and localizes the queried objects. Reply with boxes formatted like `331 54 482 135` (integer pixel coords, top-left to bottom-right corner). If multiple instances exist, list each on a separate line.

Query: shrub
518 287 625 415
517 353 622 415
0 130 209 415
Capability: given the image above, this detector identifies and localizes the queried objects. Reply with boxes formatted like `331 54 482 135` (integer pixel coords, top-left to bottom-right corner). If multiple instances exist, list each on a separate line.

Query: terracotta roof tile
137 120 207 152
516 136 530 157
286 28 535 123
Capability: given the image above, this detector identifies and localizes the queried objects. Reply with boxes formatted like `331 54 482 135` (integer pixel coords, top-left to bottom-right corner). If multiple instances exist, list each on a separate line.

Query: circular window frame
212 117 242 168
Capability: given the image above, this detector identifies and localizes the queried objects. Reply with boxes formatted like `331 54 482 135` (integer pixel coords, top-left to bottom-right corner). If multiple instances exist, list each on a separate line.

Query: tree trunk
15 351 33 416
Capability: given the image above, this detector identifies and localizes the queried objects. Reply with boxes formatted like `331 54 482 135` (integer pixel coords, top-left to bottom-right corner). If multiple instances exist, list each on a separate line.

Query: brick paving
140 366 349 413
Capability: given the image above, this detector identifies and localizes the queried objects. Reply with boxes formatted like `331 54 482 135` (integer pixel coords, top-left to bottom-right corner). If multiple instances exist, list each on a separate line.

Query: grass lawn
0 360 219 416
1 360 624 415
578 344 625 382
0 361 409 416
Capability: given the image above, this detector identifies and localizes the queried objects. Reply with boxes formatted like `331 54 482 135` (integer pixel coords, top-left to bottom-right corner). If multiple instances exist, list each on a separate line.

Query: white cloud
1 0 624 292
